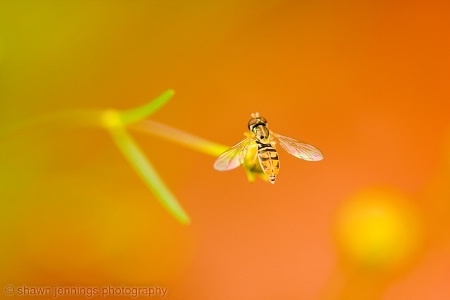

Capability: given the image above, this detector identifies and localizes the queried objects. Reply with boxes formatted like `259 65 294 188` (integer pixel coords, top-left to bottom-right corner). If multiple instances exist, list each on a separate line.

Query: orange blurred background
1 1 450 299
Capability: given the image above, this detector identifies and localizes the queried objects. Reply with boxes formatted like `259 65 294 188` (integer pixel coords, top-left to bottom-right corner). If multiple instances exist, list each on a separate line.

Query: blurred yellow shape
322 187 425 300
335 187 424 273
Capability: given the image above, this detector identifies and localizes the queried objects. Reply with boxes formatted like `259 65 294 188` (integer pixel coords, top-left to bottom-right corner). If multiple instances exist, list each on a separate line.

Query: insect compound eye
248 118 257 130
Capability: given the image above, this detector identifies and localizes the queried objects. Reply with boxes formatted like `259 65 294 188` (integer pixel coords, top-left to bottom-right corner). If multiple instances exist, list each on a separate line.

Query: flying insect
213 112 323 184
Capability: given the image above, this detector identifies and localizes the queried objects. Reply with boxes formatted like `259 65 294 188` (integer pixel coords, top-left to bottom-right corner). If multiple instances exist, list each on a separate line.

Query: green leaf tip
120 89 175 125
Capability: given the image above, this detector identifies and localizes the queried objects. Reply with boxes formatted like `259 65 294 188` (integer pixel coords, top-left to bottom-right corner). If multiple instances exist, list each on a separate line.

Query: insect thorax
253 124 270 143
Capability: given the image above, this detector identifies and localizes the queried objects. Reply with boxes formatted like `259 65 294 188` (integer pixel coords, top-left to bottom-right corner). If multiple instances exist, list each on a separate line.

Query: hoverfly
214 112 323 184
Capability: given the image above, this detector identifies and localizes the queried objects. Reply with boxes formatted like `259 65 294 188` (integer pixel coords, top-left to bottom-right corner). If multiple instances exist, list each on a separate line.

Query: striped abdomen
256 141 280 184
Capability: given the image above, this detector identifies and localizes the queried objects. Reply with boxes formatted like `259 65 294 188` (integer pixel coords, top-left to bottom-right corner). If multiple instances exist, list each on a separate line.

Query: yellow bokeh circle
335 187 424 273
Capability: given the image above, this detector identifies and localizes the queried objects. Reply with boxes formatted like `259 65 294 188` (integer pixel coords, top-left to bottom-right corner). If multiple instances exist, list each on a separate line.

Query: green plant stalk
131 120 229 157
1 89 231 225
108 126 190 224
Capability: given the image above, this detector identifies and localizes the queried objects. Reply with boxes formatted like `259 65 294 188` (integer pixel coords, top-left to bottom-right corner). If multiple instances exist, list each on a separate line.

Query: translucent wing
272 132 323 161
214 137 253 171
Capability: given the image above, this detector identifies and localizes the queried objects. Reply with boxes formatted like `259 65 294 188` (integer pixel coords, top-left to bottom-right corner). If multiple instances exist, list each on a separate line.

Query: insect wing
273 132 323 161
214 137 252 171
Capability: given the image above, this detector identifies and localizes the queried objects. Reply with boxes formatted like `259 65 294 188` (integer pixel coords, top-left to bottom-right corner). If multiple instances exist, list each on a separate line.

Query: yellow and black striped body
249 119 280 184
214 112 323 184
256 140 280 184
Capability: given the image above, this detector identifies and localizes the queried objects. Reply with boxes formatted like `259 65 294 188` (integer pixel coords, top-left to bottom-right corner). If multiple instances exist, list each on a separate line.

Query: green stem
108 126 190 224
120 89 175 125
131 120 229 157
